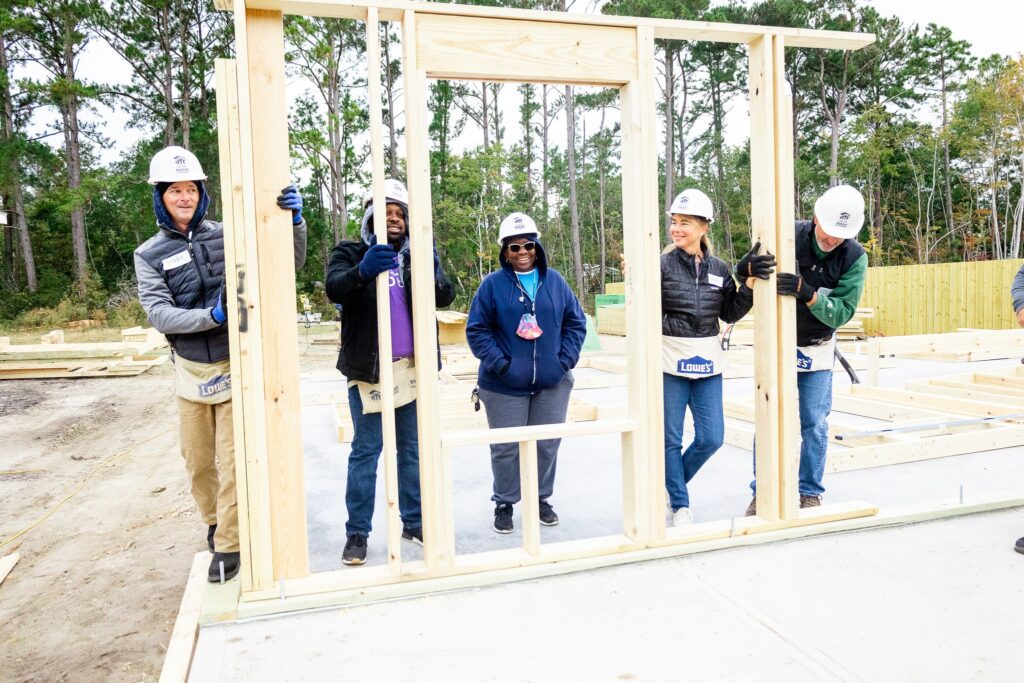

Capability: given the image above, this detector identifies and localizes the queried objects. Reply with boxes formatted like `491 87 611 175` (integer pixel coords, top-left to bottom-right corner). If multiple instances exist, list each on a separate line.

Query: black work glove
735 241 776 281
358 242 397 280
777 272 816 303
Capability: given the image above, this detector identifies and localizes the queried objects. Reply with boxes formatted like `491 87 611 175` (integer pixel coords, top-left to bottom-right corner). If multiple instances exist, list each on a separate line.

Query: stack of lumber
716 363 1024 473
724 308 874 346
0 327 169 379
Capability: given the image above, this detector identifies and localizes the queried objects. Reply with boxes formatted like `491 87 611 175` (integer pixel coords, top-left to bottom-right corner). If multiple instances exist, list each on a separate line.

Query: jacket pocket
501 354 533 390
533 356 565 391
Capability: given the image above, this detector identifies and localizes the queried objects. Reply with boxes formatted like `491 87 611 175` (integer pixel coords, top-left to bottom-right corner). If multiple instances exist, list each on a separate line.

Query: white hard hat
497 212 540 245
668 188 714 223
148 146 207 184
814 184 864 239
362 178 409 209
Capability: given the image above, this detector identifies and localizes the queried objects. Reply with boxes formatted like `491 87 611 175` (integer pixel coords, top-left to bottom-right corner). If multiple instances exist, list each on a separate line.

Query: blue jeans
750 369 833 497
345 385 421 537
663 372 725 510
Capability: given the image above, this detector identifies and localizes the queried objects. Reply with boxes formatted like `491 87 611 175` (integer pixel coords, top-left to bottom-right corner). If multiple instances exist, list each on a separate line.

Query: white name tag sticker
162 250 191 271
708 274 724 288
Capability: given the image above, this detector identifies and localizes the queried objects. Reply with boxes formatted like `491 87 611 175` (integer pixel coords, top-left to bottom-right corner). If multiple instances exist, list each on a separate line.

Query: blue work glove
277 184 303 225
358 243 397 281
210 275 228 324
433 244 441 272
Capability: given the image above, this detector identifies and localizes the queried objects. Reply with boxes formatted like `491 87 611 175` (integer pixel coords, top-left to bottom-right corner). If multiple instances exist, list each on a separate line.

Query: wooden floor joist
718 364 1024 472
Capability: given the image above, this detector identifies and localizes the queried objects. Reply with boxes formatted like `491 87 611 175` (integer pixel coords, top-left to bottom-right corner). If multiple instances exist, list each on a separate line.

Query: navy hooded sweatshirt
466 240 587 397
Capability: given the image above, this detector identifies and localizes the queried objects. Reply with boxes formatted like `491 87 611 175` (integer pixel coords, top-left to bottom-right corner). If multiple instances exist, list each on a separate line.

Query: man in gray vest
746 184 868 515
134 146 306 582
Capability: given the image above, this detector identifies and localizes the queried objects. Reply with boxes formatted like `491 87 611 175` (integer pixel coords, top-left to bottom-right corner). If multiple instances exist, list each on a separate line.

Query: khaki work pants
177 396 239 553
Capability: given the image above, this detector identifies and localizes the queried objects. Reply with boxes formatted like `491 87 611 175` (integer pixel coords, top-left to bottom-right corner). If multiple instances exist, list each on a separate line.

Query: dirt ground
0 326 340 682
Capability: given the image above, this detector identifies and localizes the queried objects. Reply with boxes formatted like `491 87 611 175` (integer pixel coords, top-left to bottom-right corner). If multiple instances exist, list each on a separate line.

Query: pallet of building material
596 304 626 336
0 327 167 366
0 354 169 379
436 311 469 345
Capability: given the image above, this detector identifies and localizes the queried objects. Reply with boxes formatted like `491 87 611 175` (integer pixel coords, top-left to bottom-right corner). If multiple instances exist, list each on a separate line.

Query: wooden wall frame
207 1 1023 619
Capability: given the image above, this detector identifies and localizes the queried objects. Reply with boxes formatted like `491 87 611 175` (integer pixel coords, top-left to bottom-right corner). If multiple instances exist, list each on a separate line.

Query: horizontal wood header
416 14 637 86
239 0 875 50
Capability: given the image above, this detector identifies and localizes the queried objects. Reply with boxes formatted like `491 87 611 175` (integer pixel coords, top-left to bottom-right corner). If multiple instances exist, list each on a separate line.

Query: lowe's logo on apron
796 349 813 371
677 355 715 375
198 373 231 397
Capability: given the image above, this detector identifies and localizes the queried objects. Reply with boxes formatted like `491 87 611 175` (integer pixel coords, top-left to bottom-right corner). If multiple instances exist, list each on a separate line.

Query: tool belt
348 357 417 414
174 355 232 404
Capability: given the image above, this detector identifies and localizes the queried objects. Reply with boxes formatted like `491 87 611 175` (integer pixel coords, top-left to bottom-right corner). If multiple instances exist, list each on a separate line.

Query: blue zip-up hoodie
467 239 587 397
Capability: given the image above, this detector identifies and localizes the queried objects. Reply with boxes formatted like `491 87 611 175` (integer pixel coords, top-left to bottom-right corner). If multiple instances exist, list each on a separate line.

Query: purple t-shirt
388 266 414 359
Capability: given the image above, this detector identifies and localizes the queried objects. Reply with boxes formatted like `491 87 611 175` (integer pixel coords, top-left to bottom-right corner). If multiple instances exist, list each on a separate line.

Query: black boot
207 551 241 583
207 525 217 552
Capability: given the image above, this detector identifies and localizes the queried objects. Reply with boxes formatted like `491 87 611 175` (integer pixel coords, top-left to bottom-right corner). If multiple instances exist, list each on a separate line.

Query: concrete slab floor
300 355 1024 571
188 352 1024 680
189 507 1024 682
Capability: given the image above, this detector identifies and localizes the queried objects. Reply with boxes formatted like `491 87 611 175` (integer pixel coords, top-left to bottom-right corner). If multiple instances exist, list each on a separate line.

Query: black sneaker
342 534 367 565
207 524 217 553
538 500 559 526
207 551 240 583
1015 536 1024 555
401 526 423 546
493 503 514 534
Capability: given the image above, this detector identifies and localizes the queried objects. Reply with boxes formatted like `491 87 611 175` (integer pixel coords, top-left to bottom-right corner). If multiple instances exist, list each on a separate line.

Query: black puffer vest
794 220 865 346
661 245 753 338
137 220 228 363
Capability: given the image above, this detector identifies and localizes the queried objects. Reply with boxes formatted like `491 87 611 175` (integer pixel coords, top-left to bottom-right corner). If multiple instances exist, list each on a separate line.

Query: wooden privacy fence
861 260 1024 337
205 0 1011 620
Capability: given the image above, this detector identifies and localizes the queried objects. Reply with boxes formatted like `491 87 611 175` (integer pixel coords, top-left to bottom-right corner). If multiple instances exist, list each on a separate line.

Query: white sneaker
672 507 693 526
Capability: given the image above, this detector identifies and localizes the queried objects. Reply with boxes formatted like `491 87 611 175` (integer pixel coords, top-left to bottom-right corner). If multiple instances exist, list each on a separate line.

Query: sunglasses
507 241 536 254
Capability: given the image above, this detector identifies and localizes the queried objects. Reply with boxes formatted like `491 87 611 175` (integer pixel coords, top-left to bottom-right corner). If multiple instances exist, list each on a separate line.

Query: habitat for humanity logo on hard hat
174 155 189 173
835 211 850 229
678 355 714 375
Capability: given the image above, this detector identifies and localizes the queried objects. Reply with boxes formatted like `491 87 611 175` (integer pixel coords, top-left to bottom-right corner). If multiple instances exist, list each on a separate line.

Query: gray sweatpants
478 372 574 505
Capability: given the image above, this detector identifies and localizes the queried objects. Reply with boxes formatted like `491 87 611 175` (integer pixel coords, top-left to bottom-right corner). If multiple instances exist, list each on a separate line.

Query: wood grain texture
416 13 636 85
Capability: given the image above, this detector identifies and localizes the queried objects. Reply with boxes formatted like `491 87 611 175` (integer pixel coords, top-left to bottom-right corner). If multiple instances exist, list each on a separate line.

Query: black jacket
661 244 753 338
794 220 865 346
325 239 456 383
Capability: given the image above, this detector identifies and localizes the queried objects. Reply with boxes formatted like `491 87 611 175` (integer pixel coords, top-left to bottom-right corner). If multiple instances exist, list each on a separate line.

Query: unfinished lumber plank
158 551 207 683
772 34 799 521
827 424 1024 472
234 3 309 581
416 13 636 86
519 440 541 556
404 10 455 571
0 552 19 587
846 384 1017 418
748 34 781 522
619 24 663 542
366 5 402 575
907 380 1024 405
216 55 275 593
236 0 874 50
442 418 638 449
